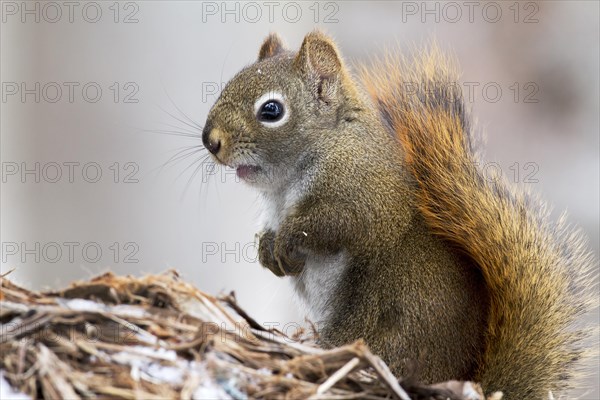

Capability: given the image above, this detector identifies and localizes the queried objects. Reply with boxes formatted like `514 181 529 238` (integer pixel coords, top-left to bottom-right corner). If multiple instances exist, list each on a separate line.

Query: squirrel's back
360 46 598 398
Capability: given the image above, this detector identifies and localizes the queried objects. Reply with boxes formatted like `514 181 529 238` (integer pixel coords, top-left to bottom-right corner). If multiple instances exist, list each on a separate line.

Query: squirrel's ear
294 31 343 100
258 33 286 61
294 31 342 76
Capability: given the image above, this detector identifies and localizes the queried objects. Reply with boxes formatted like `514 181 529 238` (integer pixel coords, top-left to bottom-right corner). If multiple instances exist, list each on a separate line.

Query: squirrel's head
202 30 359 190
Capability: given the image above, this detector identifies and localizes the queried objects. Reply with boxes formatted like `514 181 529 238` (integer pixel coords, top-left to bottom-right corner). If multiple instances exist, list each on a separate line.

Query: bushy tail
360 47 597 398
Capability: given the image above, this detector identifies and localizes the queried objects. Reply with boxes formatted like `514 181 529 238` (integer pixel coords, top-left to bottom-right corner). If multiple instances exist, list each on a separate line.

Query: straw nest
0 270 496 400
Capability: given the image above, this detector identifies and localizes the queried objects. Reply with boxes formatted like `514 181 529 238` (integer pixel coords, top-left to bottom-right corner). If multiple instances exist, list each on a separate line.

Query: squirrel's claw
258 229 306 277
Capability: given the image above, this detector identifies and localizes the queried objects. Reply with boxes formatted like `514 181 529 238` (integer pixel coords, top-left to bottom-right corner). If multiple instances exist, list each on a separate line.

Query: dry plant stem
312 356 361 396
0 270 484 400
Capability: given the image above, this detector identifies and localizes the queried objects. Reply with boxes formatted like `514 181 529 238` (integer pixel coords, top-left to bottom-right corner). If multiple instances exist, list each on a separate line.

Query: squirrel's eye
254 92 289 128
258 100 284 122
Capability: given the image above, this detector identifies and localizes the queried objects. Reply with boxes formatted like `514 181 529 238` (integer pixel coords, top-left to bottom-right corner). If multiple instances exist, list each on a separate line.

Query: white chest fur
258 182 348 324
290 252 348 323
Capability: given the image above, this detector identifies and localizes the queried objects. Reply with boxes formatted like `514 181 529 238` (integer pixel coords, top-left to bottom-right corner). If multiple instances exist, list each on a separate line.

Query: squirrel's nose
202 124 221 155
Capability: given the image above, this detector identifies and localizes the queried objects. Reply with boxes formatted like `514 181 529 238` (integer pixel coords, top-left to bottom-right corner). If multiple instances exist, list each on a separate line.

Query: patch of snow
111 305 147 318
256 368 272 375
193 378 233 400
59 298 106 312
0 372 30 400
145 363 185 385
119 346 177 361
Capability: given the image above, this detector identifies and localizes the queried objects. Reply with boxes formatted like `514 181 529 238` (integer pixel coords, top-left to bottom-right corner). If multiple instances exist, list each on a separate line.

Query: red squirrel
202 31 597 398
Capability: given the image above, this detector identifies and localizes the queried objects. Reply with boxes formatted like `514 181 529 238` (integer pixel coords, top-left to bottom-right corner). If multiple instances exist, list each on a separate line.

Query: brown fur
360 47 597 398
203 31 597 399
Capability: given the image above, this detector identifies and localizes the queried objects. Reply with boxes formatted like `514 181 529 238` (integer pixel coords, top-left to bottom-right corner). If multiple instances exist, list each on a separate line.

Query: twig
311 356 361 397
362 348 411 400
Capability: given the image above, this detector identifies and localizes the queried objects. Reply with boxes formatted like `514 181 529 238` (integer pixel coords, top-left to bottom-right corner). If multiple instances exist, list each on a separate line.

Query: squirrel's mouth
236 165 262 180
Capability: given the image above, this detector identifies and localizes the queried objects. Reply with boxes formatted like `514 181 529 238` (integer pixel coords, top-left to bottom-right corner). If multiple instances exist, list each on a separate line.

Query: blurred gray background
1 1 598 397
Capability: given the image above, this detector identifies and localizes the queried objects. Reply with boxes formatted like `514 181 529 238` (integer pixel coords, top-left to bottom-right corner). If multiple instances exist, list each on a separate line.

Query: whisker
143 128 202 139
158 104 204 133
147 145 204 178
181 154 214 201
163 89 205 130
159 122 201 136
220 40 236 90
158 81 205 131
202 157 215 208
177 152 211 183
167 146 205 166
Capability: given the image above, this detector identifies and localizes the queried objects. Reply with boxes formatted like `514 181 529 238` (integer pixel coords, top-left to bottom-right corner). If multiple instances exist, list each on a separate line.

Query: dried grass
0 270 491 400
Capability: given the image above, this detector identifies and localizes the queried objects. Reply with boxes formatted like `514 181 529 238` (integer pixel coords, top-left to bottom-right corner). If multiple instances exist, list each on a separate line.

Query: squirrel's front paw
258 230 285 277
273 224 306 276
258 228 305 277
